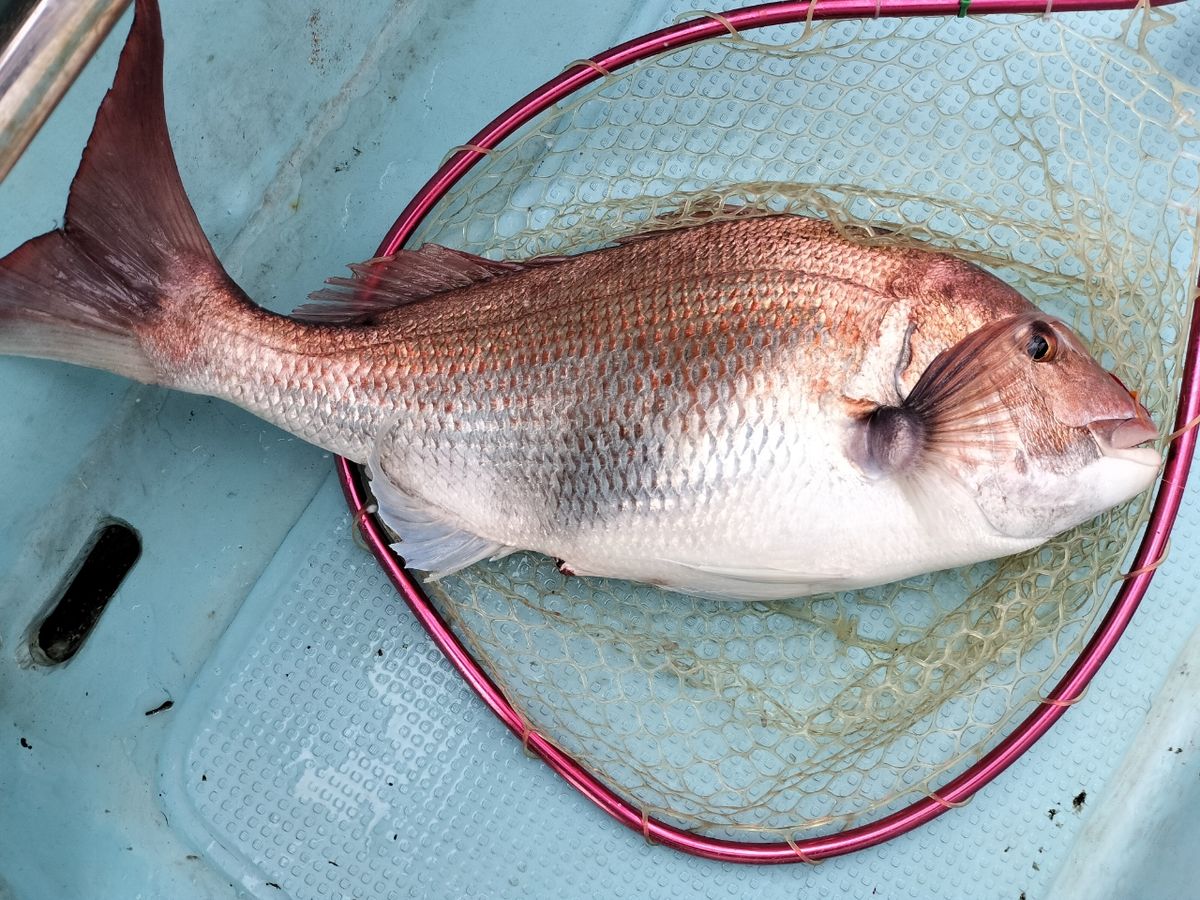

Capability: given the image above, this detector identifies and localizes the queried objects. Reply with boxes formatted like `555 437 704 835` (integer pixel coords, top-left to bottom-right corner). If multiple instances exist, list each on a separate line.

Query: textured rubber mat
162 473 1200 899
154 4 1200 900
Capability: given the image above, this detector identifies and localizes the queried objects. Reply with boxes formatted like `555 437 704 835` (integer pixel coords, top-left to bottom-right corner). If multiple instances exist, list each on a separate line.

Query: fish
0 0 1162 601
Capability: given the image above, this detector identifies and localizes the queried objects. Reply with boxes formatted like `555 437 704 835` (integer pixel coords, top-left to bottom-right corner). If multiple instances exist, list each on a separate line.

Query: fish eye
1026 322 1057 362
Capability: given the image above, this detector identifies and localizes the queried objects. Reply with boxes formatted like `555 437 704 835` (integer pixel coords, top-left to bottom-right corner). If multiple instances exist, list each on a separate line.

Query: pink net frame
336 0 1199 863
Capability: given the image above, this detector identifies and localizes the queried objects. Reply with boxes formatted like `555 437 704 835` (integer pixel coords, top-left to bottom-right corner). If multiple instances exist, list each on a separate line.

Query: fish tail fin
0 0 227 384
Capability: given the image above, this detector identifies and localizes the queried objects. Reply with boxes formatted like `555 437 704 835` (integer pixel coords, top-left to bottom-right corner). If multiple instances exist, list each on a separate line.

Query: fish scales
353 218 1030 590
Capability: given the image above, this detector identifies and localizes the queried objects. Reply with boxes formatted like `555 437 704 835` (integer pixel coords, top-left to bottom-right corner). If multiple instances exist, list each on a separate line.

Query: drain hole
35 520 141 665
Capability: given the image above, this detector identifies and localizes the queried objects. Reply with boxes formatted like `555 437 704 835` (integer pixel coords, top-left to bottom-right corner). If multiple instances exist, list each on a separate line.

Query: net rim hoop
336 0 1199 863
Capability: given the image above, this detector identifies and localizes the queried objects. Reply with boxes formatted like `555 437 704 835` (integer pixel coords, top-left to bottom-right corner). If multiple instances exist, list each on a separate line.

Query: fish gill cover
383 8 1200 839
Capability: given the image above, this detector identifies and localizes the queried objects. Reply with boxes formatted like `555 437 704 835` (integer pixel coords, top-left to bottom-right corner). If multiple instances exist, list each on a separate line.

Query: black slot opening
34 520 141 665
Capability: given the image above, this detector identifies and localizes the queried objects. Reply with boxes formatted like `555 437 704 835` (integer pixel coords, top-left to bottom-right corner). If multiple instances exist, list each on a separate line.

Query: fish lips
1087 411 1161 467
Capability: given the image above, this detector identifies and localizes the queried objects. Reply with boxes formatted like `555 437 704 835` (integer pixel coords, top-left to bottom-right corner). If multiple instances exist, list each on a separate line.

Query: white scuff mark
367 656 413 746
340 192 353 231
290 745 394 834
377 160 399 192
419 62 441 119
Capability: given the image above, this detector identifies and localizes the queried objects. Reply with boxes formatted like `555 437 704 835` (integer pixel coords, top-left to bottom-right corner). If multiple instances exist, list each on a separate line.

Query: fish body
323 219 1076 597
0 0 1162 600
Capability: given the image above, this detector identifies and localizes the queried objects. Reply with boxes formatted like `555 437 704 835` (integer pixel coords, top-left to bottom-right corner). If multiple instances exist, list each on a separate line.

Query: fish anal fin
637 558 850 601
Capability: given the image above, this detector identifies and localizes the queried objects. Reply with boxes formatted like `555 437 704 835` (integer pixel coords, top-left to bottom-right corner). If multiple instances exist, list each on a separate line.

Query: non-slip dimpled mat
163 472 1200 900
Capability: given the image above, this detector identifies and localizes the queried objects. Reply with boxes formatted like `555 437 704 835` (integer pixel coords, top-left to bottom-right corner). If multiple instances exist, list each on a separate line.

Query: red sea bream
0 0 1160 600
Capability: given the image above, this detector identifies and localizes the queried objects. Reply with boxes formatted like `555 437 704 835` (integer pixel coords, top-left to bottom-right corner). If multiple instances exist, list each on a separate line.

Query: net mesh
387 7 1200 839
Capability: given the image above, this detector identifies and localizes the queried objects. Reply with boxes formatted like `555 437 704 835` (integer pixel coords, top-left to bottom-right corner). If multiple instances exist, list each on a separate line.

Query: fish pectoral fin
368 470 513 578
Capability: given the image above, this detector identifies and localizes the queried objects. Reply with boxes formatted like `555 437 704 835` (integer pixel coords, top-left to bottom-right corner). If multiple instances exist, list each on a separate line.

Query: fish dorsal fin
294 244 530 323
611 201 764 247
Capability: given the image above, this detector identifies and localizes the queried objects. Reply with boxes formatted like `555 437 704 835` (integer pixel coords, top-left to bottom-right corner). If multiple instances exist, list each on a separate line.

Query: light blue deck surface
0 3 1198 899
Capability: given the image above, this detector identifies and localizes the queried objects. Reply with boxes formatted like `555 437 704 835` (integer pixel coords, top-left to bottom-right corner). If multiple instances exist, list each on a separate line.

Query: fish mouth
1088 408 1161 467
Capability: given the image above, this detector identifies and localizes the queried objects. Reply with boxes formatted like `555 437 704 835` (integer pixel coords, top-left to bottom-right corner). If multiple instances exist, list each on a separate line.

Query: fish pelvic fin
368 467 515 578
0 0 226 383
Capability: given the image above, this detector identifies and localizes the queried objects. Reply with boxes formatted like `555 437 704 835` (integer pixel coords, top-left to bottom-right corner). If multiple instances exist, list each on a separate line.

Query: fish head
907 313 1161 541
